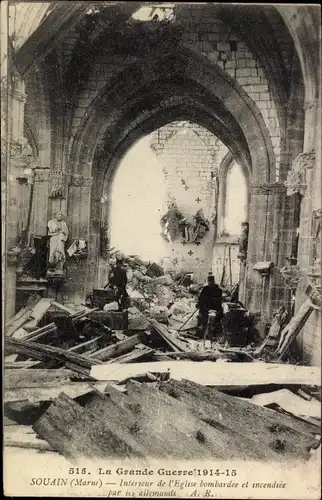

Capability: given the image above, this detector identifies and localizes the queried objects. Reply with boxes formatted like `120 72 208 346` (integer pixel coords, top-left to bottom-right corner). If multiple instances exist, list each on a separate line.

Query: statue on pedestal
47 211 68 275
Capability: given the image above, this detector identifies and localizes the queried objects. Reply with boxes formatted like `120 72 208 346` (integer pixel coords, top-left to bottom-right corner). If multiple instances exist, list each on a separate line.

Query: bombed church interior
2 2 322 467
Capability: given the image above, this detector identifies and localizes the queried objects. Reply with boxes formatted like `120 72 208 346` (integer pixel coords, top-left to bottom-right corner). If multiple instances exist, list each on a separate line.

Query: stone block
256 101 269 111
245 76 261 84
236 77 248 85
225 60 237 69
217 42 230 51
208 33 220 42
237 59 247 68
245 59 257 68
247 92 260 101
225 69 235 79
256 84 269 93
236 68 252 77
207 52 219 63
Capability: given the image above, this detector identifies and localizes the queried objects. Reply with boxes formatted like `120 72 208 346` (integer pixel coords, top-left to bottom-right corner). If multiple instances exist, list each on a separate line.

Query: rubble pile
4 252 321 462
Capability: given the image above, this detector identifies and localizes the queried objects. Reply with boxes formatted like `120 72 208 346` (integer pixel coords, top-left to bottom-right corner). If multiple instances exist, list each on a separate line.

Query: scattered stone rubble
4 251 320 461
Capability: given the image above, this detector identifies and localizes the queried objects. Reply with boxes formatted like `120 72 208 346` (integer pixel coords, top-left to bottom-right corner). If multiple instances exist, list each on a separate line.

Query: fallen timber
5 338 102 377
90 360 321 388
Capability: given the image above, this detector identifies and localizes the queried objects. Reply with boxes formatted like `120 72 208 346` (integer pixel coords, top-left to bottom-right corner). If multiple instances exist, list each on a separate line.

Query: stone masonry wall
69 14 281 180
150 121 228 282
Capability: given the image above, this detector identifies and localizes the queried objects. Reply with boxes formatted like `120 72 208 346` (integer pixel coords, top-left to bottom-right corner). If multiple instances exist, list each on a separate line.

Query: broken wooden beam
22 307 99 342
5 308 33 337
4 381 108 404
91 360 321 388
5 338 102 376
105 382 214 459
33 392 146 462
89 333 145 361
67 337 102 354
151 351 235 361
276 299 314 359
126 380 255 460
108 345 154 364
4 368 75 390
4 425 55 451
148 319 190 352
159 379 319 461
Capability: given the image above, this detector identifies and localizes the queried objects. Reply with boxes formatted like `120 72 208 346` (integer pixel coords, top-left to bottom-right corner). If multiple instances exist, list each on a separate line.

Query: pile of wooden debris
4 294 321 462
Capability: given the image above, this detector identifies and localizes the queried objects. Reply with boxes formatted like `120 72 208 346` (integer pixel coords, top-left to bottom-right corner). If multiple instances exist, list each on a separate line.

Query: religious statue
191 209 209 243
160 202 185 243
47 211 68 273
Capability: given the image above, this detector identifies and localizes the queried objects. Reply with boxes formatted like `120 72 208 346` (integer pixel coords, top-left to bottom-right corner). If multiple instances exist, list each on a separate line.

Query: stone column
65 173 93 305
5 66 29 319
31 168 51 235
285 150 316 273
245 183 289 335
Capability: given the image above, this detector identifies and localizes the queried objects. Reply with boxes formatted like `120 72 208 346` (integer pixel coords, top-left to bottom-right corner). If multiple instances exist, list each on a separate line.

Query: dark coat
109 266 128 289
197 283 223 312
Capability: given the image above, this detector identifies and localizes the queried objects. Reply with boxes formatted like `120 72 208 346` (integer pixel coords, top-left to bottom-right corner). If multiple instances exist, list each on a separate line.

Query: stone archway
67 48 282 319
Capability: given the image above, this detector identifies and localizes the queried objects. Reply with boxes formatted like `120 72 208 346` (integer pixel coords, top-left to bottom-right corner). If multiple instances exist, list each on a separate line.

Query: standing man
108 258 129 310
196 274 223 332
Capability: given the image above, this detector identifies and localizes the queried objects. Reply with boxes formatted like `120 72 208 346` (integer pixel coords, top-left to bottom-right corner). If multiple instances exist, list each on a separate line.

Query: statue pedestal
46 269 65 287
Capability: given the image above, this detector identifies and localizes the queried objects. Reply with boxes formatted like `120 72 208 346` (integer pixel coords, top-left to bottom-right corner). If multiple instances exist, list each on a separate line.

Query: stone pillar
5 67 29 319
284 97 321 364
245 183 290 333
31 168 51 235
65 173 93 305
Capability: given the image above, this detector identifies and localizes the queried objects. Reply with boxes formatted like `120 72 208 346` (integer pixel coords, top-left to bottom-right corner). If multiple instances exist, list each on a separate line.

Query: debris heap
4 253 321 461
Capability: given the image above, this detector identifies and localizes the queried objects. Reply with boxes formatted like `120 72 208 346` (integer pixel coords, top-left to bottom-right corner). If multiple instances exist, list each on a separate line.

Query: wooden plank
4 361 41 369
51 301 77 314
4 354 18 362
4 416 17 426
4 400 51 425
11 327 29 340
276 300 314 359
158 379 317 461
30 298 55 322
151 351 235 361
4 368 75 389
5 309 33 337
91 360 321 387
67 337 102 354
4 382 108 404
4 425 55 451
87 387 193 458
5 307 30 329
108 346 154 364
148 319 190 352
22 307 98 343
89 333 144 361
33 392 146 461
251 389 321 420
81 390 152 455
104 383 213 459
5 338 102 376
23 319 40 331
126 380 260 460
171 380 320 439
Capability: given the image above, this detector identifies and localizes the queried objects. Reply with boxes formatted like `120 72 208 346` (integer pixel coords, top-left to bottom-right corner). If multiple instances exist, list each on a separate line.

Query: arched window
218 154 249 240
